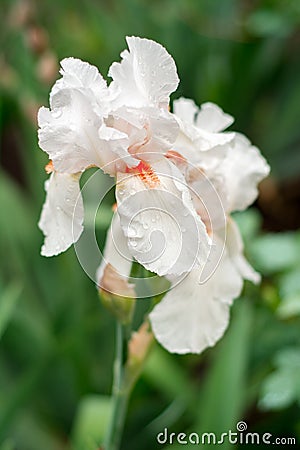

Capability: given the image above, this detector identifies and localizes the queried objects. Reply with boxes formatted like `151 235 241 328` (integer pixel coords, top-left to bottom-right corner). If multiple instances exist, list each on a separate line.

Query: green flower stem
105 321 131 450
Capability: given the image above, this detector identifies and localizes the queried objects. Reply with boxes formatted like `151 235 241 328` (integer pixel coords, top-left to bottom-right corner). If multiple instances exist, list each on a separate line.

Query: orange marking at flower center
126 161 160 188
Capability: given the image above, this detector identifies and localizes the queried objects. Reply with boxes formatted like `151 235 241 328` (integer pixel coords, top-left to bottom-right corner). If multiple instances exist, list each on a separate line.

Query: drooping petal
221 133 270 212
116 158 211 277
226 217 261 284
108 36 179 109
149 245 243 354
38 172 84 256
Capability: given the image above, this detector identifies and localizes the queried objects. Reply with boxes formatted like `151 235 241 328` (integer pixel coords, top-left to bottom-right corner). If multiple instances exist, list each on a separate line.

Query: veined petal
149 244 242 354
38 172 84 256
221 133 270 212
226 217 261 284
108 36 179 108
116 158 211 276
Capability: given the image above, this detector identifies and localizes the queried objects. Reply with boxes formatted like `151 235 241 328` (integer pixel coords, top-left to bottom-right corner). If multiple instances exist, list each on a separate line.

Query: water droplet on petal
183 211 188 217
65 198 70 203
143 223 149 230
130 227 137 237
131 241 137 248
182 227 186 233
151 217 156 223
118 189 124 196
56 206 61 211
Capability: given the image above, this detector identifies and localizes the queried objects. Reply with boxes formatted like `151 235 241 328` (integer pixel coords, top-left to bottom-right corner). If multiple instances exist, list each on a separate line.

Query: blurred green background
1 0 300 449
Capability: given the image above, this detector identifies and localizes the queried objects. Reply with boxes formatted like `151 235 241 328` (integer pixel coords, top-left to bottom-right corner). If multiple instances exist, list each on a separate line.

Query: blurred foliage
0 0 300 449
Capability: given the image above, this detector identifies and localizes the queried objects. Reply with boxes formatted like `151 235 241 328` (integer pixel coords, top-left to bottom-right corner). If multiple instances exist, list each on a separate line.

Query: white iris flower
38 36 270 354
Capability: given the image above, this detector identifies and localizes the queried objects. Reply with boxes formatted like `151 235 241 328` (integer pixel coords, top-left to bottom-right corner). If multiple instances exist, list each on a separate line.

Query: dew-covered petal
38 172 84 256
149 244 243 354
116 158 211 277
221 133 270 212
108 36 179 108
38 90 130 175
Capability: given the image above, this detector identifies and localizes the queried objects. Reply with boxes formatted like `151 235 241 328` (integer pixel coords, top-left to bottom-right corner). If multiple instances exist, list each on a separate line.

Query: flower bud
99 263 135 324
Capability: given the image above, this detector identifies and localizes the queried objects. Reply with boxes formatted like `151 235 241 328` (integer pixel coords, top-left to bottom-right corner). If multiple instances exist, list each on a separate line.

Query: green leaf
0 283 22 340
277 267 300 318
259 347 300 410
249 233 300 274
194 299 253 450
0 440 14 450
143 346 194 401
232 209 262 242
71 395 112 450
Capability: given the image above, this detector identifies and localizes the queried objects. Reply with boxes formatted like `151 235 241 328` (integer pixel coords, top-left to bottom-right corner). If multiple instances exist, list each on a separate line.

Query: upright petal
195 102 234 132
173 97 198 124
173 98 234 132
38 172 84 256
50 57 108 114
108 36 179 108
116 158 211 276
173 99 235 159
221 133 270 212
149 245 243 354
